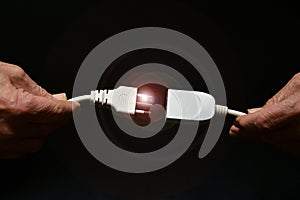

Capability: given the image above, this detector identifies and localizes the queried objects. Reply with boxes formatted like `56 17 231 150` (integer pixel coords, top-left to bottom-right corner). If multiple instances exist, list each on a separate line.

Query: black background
0 0 300 199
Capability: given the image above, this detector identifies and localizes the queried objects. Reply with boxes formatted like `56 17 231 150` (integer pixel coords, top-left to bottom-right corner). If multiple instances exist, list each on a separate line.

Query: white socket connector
166 89 216 121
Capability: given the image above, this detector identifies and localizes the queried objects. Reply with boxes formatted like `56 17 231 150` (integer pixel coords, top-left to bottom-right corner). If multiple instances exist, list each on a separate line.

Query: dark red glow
131 83 168 126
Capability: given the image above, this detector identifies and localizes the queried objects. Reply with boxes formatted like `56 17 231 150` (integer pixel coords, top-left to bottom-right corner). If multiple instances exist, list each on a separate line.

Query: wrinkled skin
230 73 300 157
0 61 79 158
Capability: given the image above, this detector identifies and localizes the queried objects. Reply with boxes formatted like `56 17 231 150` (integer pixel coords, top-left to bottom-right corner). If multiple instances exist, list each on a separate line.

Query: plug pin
135 109 151 114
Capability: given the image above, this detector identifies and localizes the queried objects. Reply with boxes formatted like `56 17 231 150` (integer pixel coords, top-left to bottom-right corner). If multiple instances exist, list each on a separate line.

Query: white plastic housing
91 86 137 114
166 89 215 121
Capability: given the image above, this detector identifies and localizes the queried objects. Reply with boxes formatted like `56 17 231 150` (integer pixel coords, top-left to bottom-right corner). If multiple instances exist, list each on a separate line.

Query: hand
230 73 300 157
0 61 79 158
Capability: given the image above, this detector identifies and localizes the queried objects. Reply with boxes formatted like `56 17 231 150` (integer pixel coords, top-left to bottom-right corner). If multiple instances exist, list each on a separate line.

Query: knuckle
293 72 300 79
11 65 26 77
266 98 275 106
37 85 48 97
266 95 280 105
0 62 12 71
291 73 300 88
284 98 296 110
0 63 25 78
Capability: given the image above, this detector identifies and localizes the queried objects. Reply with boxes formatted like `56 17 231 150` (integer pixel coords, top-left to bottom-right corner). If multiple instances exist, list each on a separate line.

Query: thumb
232 103 291 134
23 93 80 123
229 107 274 140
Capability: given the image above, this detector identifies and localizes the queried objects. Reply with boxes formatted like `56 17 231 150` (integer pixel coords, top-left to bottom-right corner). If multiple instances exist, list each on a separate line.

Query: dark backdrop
0 0 299 199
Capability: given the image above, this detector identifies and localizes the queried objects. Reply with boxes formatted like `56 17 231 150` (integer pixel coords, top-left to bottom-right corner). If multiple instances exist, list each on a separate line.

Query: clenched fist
0 61 79 158
230 73 300 157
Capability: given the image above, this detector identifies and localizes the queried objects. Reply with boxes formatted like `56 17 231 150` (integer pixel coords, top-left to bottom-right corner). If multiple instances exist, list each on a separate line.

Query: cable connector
69 86 245 119
166 89 245 121
166 89 216 120
91 86 138 114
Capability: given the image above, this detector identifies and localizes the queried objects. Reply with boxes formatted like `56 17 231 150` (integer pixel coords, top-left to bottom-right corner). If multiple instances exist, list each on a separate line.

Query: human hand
230 73 300 156
0 61 79 158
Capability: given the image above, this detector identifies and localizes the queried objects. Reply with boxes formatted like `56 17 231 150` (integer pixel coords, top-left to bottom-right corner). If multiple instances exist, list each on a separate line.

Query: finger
229 123 294 143
247 107 262 114
235 103 293 133
22 93 80 123
52 93 67 101
229 105 292 141
4 63 53 98
229 124 265 141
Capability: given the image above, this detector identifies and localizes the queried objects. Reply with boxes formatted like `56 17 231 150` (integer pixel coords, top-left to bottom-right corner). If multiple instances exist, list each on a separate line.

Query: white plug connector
69 86 150 114
90 86 138 114
69 86 246 120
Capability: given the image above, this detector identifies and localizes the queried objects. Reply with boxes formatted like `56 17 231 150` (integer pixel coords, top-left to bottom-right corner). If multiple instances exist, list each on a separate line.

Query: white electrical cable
69 86 246 120
68 95 91 103
227 109 246 117
215 105 246 117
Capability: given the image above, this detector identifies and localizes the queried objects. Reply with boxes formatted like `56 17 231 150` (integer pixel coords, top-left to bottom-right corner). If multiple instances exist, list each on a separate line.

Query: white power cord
215 105 246 117
68 95 91 103
69 86 246 120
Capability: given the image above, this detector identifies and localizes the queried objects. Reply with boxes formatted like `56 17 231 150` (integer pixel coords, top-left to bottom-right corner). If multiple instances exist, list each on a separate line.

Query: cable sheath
68 95 91 103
